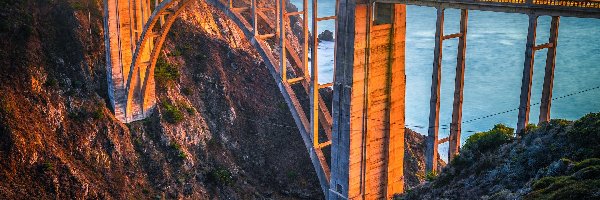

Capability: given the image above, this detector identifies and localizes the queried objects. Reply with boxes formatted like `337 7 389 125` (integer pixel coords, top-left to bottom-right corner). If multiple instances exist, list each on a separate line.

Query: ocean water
289 2 600 158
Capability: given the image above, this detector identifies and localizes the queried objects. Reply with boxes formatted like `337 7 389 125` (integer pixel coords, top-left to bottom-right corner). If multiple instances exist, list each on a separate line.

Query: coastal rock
318 30 334 42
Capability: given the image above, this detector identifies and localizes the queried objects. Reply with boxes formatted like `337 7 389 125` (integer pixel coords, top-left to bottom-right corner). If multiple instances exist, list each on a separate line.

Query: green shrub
69 2 85 10
178 102 195 115
286 171 298 179
572 158 600 172
68 110 86 122
170 142 182 151
463 124 514 153
526 158 600 199
531 176 568 190
522 123 539 135
44 78 58 88
425 171 438 181
170 142 186 159
168 50 182 57
181 87 192 96
207 137 219 148
549 119 571 127
178 151 187 159
209 168 233 186
278 102 287 111
92 108 104 120
42 162 53 171
155 57 180 85
162 101 183 124
568 113 600 151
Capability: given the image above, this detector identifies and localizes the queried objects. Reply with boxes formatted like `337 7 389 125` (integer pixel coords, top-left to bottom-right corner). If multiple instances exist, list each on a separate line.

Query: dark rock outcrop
318 30 334 42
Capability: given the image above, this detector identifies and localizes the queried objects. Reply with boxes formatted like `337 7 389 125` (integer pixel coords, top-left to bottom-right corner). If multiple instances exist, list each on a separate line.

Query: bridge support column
539 16 560 124
427 7 469 169
449 9 468 162
426 7 444 173
517 14 538 133
518 15 560 132
104 0 155 123
331 2 406 199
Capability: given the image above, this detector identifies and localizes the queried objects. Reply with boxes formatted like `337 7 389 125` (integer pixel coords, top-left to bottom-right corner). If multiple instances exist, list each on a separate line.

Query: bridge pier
331 2 406 199
449 9 468 162
426 7 469 172
539 16 560 124
517 15 560 133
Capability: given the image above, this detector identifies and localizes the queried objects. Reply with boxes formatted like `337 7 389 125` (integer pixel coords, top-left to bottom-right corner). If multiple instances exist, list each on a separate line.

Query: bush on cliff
463 124 514 153
568 112 600 159
155 57 180 85
525 158 600 200
161 101 184 124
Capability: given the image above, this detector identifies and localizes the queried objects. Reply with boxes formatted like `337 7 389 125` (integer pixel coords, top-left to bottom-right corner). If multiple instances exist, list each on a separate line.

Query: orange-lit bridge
102 0 600 198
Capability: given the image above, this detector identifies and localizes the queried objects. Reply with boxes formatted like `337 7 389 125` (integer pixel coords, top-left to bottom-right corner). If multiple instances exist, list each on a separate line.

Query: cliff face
0 0 436 199
0 0 320 198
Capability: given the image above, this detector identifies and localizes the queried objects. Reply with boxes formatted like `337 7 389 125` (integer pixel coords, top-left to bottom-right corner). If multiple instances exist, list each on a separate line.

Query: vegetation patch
568 113 600 158
520 123 539 136
92 107 104 120
208 168 233 186
463 124 514 153
170 142 186 159
526 158 600 200
286 171 298 179
68 110 87 122
181 87 192 96
0 96 16 118
44 77 59 88
155 57 180 86
178 101 195 115
69 1 86 10
41 162 53 171
168 50 182 57
161 101 184 124
425 171 438 181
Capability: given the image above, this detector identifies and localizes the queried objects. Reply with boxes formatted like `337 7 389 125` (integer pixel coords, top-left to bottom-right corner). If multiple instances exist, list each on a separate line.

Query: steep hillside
0 0 439 199
400 113 600 200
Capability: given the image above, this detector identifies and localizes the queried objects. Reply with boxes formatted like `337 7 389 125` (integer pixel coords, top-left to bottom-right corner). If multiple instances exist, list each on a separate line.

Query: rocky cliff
400 113 600 200
0 0 437 199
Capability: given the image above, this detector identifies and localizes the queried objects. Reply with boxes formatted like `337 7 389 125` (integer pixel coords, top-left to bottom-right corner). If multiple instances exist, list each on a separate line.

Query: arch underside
104 0 192 122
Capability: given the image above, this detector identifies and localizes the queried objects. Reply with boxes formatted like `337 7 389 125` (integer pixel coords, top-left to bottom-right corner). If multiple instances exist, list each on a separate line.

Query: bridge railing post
310 0 319 147
279 0 287 81
276 0 280 37
252 0 257 36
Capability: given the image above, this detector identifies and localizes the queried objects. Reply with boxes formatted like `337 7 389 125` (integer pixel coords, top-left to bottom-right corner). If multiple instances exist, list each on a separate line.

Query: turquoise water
289 2 600 158
405 7 600 157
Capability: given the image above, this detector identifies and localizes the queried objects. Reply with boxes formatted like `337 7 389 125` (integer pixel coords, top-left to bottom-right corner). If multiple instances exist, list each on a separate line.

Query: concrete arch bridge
102 0 600 198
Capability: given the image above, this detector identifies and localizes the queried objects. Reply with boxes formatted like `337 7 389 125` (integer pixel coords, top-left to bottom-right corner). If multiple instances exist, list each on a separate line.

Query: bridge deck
378 0 600 18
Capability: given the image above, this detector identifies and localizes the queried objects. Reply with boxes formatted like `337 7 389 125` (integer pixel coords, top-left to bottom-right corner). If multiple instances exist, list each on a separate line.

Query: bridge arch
104 0 193 122
126 0 194 121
